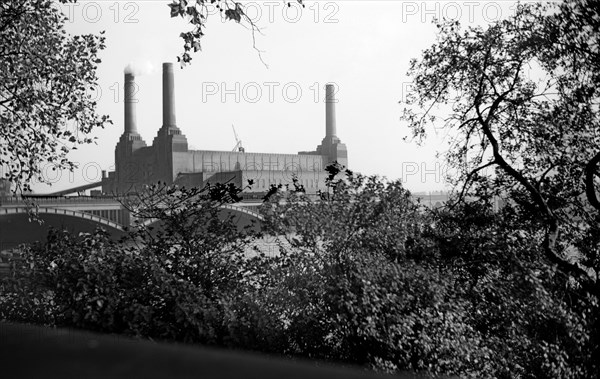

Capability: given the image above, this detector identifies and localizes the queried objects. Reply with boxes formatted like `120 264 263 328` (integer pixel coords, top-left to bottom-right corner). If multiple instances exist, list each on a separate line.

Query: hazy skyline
30 0 523 194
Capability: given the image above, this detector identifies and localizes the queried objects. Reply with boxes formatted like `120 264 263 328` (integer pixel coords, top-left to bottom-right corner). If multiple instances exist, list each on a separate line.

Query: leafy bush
1 183 256 345
1 169 597 378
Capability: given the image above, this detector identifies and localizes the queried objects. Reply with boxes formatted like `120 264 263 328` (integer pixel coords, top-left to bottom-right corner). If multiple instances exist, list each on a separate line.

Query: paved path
0 322 433 379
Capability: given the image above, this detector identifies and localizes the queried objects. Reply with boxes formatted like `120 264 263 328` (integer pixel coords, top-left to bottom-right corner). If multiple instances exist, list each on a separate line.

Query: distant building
411 191 452 208
412 190 506 211
102 63 348 195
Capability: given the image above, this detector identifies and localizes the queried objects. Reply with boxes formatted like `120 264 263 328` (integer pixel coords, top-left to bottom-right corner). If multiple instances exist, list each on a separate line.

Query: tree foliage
2 1 600 377
431 200 595 378
0 0 110 192
167 0 304 65
401 0 600 297
1 165 597 377
400 1 600 376
256 172 490 376
0 181 258 344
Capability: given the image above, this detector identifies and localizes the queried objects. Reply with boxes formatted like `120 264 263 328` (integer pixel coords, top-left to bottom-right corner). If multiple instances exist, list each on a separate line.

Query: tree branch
584 151 600 211
471 58 598 291
449 160 497 209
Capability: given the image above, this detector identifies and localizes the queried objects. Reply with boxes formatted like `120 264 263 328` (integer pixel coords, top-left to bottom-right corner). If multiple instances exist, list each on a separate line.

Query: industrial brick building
102 63 348 195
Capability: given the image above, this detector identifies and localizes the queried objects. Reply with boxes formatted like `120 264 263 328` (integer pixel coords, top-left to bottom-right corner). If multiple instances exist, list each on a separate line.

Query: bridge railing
0 195 119 205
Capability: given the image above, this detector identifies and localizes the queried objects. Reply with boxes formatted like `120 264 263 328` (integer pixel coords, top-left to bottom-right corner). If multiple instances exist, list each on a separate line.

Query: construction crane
231 124 245 152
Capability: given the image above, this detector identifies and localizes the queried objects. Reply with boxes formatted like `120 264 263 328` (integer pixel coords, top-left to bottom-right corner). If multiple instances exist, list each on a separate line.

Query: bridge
0 195 264 251
0 190 465 251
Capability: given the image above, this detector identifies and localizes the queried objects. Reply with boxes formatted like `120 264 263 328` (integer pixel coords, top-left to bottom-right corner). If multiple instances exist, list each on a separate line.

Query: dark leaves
262 183 282 202
166 0 304 65
0 0 109 192
324 161 343 182
224 8 241 23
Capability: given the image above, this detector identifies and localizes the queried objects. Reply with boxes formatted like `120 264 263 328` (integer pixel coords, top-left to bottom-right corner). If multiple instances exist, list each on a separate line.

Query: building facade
102 63 348 195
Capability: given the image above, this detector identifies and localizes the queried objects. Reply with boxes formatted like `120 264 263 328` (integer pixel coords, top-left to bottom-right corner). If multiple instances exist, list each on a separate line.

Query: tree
429 200 593 378
0 181 260 343
256 169 492 377
166 0 304 65
0 0 110 193
401 0 600 297
402 1 599 376
2 165 594 377
121 181 258 304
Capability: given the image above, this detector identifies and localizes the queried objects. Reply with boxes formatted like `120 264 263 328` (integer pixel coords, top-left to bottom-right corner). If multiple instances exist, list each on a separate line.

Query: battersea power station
102 63 348 195
0 63 448 250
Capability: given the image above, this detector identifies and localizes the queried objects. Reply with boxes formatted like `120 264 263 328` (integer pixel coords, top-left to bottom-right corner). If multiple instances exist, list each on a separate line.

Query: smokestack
124 73 137 134
162 63 176 127
325 83 337 138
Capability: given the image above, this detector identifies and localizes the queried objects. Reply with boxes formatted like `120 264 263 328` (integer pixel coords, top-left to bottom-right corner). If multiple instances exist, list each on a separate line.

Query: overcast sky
33 0 523 194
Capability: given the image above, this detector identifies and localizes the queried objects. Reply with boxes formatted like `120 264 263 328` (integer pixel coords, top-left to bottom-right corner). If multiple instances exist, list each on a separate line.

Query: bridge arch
0 203 264 251
0 207 126 251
